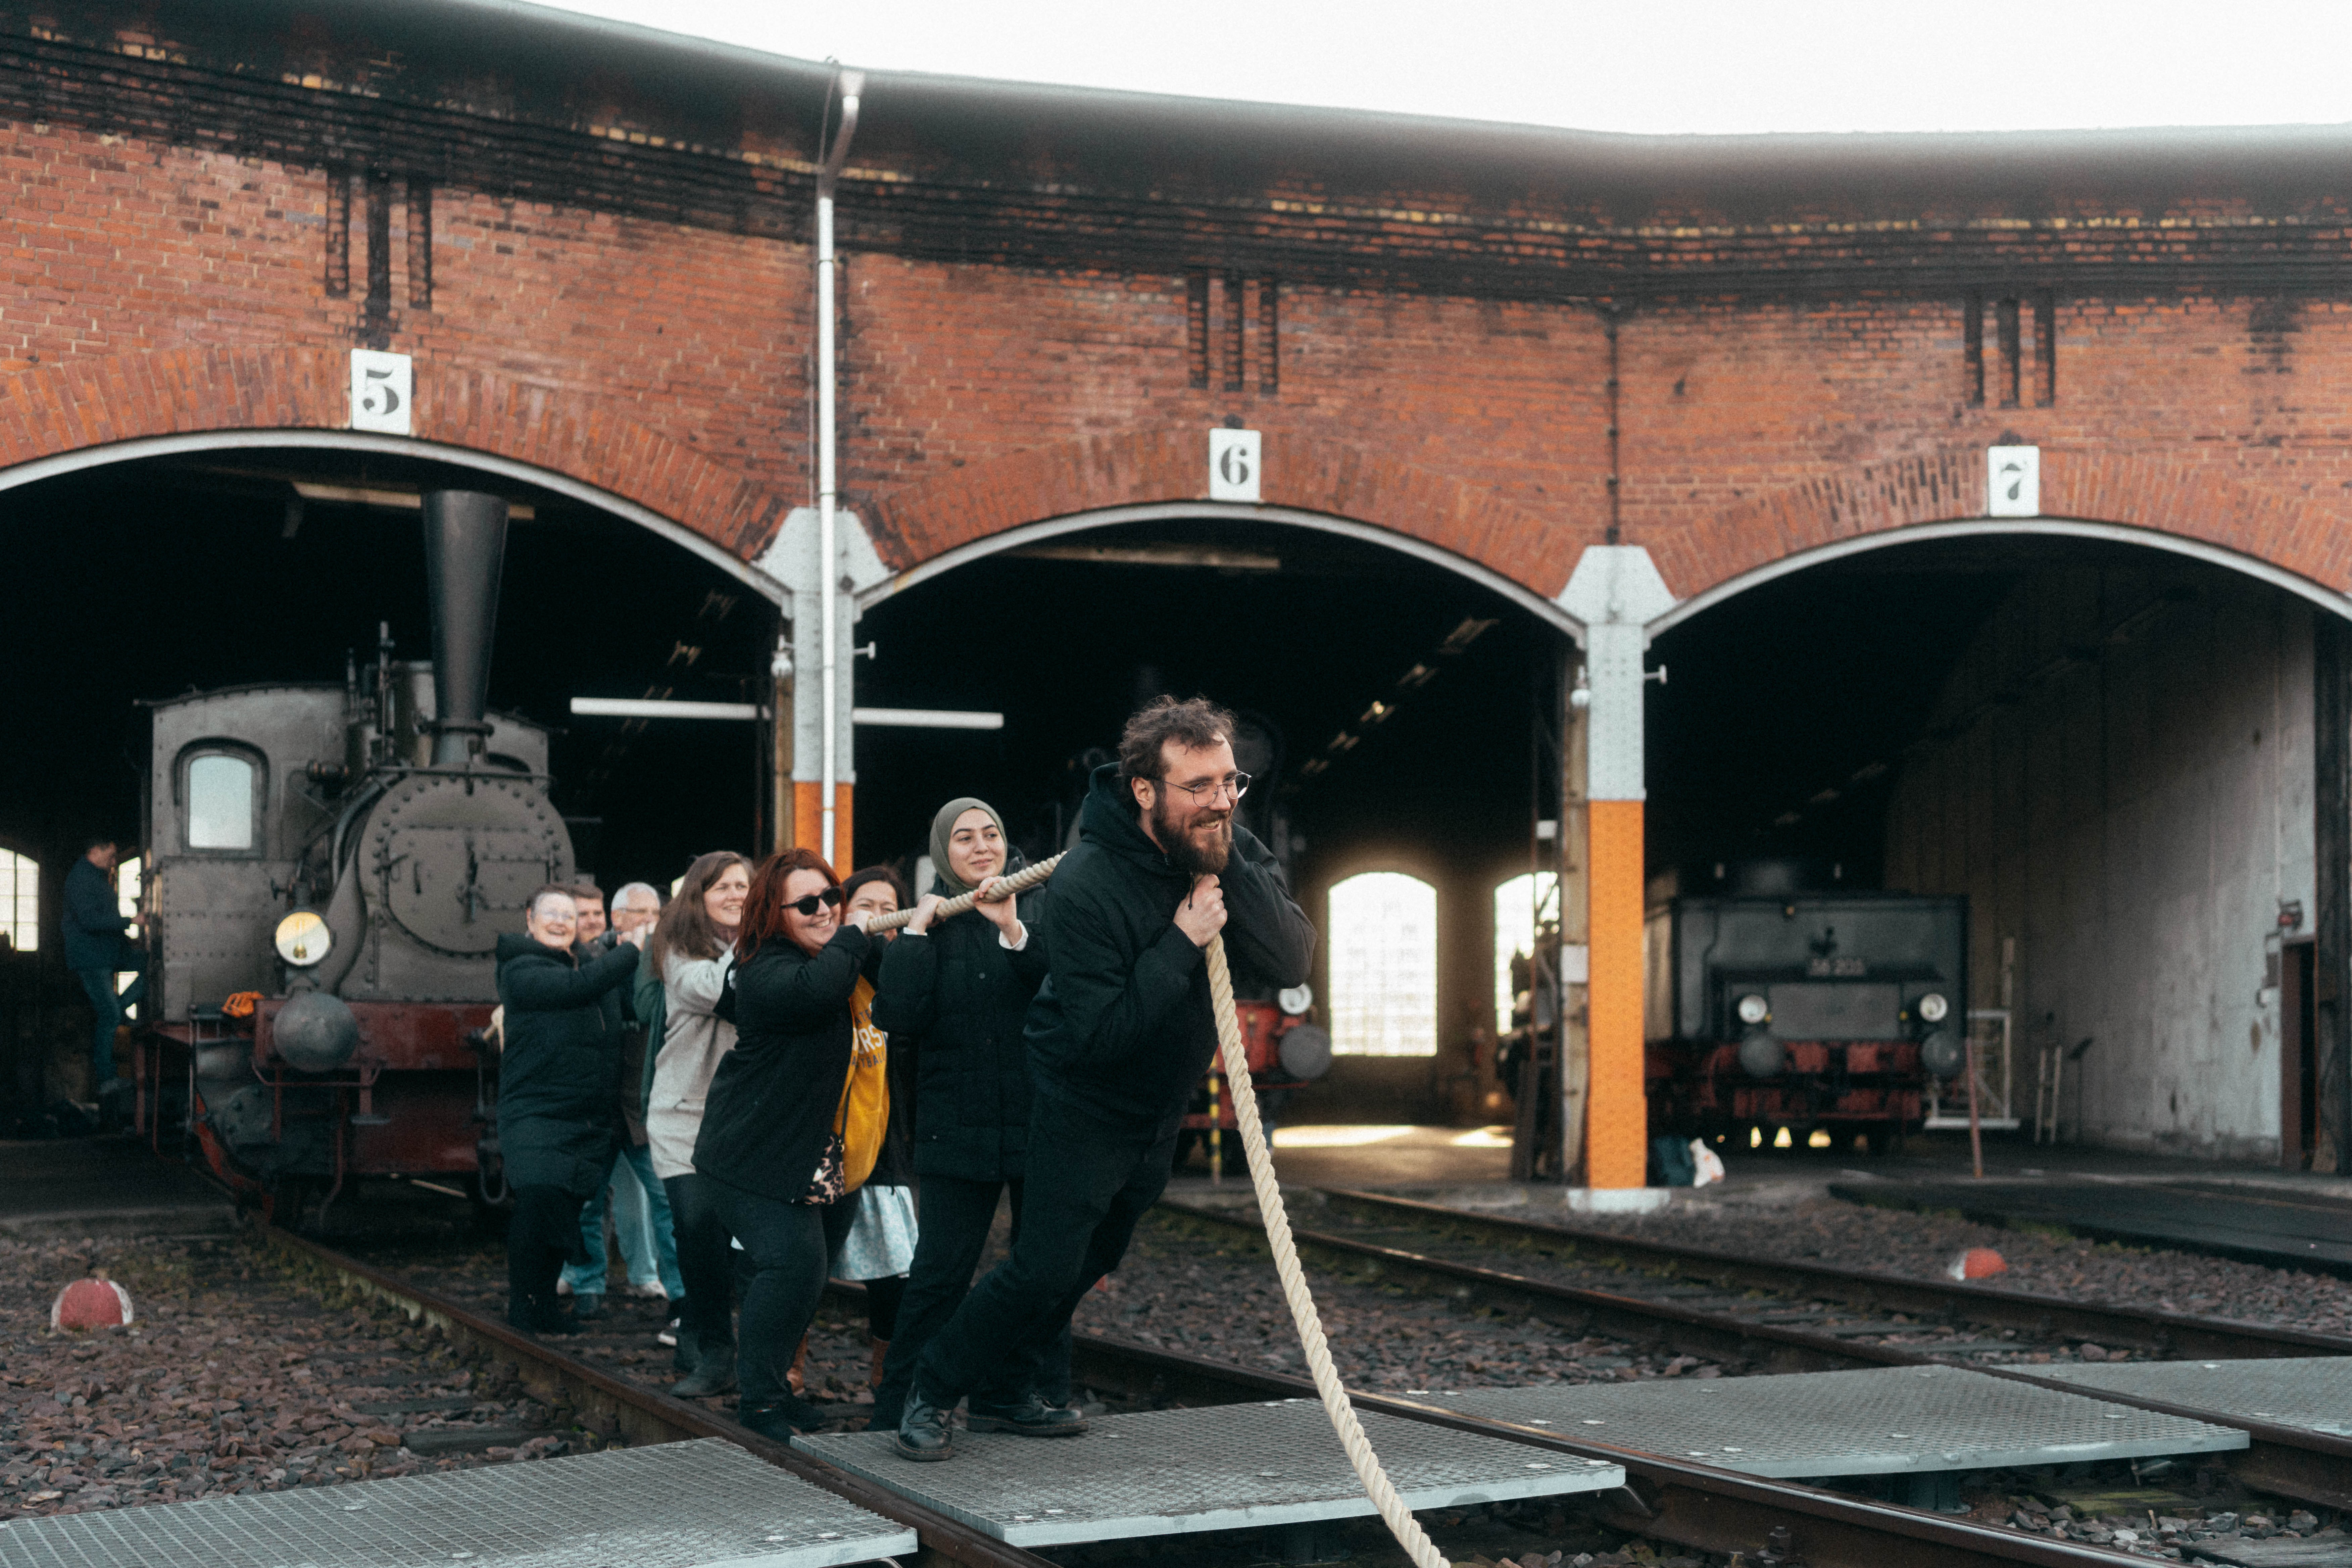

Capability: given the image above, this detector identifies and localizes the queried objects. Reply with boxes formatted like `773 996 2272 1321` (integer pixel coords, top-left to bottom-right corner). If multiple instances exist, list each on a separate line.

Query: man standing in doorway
63 836 144 1116
896 695 1316 1461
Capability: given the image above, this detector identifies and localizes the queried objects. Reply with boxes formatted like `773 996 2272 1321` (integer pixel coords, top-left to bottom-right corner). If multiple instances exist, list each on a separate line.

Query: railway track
1154 1189 2352 1509
268 1224 2159 1568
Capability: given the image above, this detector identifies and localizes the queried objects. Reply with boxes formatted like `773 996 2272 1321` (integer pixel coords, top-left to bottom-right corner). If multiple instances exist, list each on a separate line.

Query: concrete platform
1169 1124 1515 1193
2035 1357 2352 1438
0 1438 913 1568
794 1398 1622 1548
1830 1177 2352 1274
1432 1365 2247 1479
0 1136 235 1238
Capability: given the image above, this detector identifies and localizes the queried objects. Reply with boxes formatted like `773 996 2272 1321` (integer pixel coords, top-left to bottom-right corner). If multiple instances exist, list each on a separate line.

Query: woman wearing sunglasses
691 848 885 1438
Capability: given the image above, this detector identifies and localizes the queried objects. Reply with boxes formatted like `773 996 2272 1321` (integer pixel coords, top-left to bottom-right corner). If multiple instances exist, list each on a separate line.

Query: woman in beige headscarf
868 797 1070 1430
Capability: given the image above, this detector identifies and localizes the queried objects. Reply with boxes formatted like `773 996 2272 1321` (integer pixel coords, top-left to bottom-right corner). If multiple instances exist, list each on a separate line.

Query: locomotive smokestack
420 490 509 766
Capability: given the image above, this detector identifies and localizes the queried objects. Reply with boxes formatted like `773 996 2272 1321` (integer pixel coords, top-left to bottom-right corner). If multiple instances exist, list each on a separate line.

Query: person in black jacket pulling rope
496 884 645 1335
868 797 1069 1430
694 847 887 1440
896 696 1317 1461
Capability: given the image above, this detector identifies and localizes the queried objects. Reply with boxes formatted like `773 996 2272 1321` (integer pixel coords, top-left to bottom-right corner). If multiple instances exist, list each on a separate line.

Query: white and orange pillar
1560 546 1677 1190
756 506 892 873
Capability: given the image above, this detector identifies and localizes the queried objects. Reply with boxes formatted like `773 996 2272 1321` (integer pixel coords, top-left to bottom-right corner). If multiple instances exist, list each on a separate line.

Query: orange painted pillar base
792 781 853 873
1587 797 1647 1188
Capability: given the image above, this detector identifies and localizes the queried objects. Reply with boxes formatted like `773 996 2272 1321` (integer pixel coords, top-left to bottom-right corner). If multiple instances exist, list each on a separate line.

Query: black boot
672 1341 736 1398
737 1392 828 1442
509 1293 581 1337
895 1386 955 1462
967 1391 1088 1437
736 1401 795 1442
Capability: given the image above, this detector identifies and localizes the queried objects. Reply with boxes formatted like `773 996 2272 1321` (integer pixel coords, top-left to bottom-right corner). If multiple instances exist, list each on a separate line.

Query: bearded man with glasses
895 695 1316 1461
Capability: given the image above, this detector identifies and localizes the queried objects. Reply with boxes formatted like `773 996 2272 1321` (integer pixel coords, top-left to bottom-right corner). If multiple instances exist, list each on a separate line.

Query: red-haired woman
693 848 884 1439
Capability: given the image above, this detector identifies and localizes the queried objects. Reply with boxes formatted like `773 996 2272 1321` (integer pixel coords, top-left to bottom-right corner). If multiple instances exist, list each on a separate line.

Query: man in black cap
896 695 1315 1461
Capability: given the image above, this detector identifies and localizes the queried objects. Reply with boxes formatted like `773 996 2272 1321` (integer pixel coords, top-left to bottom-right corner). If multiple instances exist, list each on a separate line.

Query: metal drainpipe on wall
816 68 865 867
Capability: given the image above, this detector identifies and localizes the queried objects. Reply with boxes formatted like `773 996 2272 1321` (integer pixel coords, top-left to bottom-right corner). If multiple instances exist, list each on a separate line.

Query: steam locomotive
131 491 570 1222
1644 862 1968 1154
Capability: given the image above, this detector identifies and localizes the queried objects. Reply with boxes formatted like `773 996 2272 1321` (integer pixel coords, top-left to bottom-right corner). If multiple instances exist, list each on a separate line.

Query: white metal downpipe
816 67 864 866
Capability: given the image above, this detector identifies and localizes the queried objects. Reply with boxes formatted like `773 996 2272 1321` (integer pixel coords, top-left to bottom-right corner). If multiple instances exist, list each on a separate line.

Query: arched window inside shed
1326 871 1437 1057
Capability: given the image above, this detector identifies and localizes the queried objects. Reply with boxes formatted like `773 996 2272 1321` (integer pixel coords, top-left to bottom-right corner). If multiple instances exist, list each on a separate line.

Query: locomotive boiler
132 491 571 1222
1644 862 1967 1154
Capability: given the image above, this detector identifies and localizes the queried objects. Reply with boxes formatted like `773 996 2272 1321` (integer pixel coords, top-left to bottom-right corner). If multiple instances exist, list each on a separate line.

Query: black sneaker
571 1292 605 1321
967 1392 1088 1437
894 1388 955 1462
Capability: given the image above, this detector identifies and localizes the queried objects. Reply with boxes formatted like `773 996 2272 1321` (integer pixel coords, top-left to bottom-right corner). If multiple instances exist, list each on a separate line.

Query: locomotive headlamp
1917 992 1950 1024
1735 992 1770 1026
1278 984 1315 1017
274 910 332 967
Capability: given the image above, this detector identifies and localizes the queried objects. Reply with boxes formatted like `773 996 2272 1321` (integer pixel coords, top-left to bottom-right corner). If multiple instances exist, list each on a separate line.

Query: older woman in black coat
868 796 1068 1431
692 847 882 1440
496 883 644 1334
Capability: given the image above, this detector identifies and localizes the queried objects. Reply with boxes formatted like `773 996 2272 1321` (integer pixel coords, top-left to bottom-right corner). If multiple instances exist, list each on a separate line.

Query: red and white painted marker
1947 1246 2008 1281
51 1275 134 1331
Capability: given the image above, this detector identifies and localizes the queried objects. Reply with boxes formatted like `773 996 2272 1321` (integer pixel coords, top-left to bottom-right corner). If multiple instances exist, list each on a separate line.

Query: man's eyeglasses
1162 771 1251 805
786 887 846 918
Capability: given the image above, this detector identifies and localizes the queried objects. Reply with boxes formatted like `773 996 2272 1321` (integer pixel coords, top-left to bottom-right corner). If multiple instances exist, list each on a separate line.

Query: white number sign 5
350 349 414 435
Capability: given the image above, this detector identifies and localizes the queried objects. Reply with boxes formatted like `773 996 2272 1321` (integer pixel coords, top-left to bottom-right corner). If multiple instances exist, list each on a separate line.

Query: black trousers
872 1173 1072 1426
910 1099 1174 1406
866 1273 906 1341
507 1184 591 1306
710 1182 857 1407
663 1172 739 1354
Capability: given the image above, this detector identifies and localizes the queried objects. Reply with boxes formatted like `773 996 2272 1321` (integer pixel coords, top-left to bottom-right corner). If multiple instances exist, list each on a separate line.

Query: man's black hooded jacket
1023 762 1316 1127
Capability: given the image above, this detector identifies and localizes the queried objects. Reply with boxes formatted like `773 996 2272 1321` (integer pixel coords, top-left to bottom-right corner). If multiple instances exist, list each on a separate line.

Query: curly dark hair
737 847 843 963
1117 695 1236 783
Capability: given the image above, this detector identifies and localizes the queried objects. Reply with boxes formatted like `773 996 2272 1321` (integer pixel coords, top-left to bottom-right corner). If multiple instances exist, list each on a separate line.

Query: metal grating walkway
2036 1357 2352 1438
795 1398 1623 1548
1435 1366 2247 1478
0 1438 915 1568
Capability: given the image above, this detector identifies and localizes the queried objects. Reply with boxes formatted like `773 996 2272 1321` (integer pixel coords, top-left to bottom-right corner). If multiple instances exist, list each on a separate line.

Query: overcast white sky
532 0 2352 137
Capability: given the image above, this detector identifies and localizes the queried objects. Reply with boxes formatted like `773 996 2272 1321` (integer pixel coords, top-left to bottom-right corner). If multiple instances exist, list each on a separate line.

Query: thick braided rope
1206 934 1451 1568
862 852 1065 933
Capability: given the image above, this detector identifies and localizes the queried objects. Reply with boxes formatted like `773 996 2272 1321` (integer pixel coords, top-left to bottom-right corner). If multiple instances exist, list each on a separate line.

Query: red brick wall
9 117 2352 610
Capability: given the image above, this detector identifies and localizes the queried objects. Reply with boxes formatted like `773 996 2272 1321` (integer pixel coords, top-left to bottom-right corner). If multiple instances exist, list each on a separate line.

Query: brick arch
1645 446 2352 612
861 426 1587 596
0 345 797 575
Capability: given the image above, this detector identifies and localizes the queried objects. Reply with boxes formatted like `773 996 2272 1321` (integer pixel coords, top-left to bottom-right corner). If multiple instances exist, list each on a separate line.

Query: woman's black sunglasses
787 887 846 917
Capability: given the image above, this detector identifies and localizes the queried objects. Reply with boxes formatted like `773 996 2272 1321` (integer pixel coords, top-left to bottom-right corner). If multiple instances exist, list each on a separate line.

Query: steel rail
1059 1331 2153 1568
1311 1188 2352 1362
260 1226 1051 1568
1158 1198 2352 1509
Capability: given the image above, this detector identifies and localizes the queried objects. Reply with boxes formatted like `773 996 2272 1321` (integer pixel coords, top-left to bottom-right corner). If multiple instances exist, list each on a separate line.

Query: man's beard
1153 795 1232 876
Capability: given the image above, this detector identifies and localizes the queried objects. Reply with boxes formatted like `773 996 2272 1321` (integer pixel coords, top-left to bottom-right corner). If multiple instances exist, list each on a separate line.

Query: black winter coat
1025 763 1317 1128
494 933 639 1195
870 878 1051 1182
693 924 881 1205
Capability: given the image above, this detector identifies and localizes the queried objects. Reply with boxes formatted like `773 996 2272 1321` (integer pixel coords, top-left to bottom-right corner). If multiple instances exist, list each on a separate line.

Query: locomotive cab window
181 748 262 852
